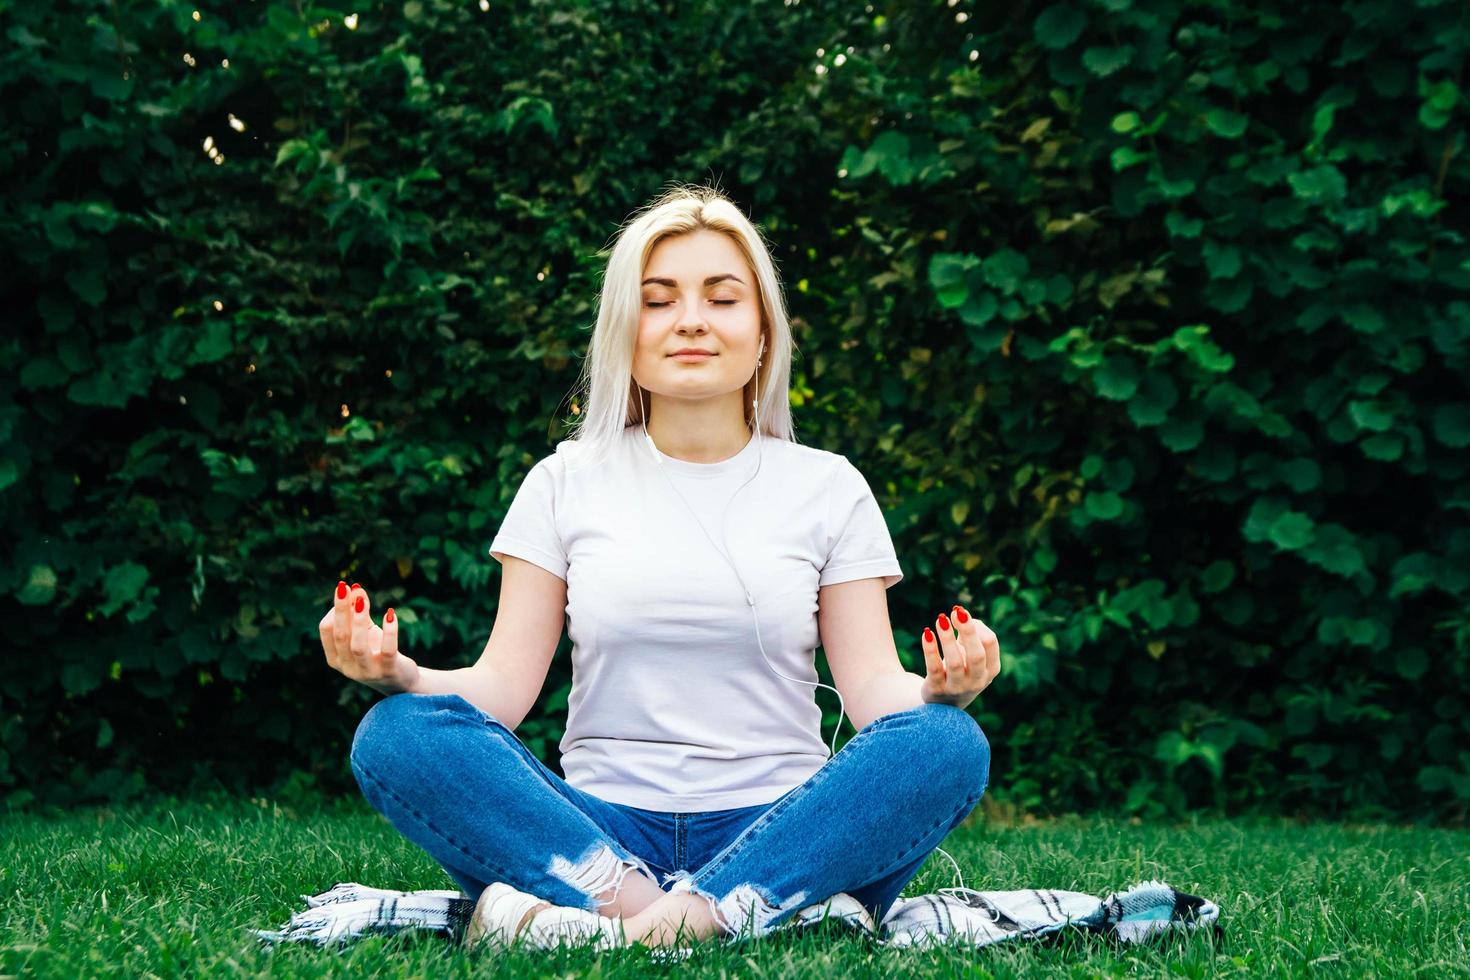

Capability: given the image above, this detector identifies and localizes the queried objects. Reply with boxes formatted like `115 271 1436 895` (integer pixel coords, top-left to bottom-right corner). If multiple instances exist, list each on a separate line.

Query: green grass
2 794 1466 978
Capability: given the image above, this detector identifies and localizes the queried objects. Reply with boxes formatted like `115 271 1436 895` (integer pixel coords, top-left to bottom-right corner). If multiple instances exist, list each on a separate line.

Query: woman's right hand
319 581 421 695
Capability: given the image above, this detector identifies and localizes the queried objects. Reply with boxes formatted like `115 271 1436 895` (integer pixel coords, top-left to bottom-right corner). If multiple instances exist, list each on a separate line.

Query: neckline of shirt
629 425 763 480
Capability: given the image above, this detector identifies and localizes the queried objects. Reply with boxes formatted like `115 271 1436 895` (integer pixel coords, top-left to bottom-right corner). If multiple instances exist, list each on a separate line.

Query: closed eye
646 300 738 308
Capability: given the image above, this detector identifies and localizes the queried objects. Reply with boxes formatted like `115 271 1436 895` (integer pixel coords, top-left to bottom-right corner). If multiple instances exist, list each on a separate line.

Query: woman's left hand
920 605 1001 710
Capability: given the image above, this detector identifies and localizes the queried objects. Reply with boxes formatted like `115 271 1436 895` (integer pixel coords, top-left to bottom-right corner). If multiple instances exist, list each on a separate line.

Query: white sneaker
465 882 628 952
784 892 877 937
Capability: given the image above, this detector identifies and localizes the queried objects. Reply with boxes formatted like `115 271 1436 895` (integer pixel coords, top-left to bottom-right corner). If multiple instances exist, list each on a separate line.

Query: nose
675 308 709 332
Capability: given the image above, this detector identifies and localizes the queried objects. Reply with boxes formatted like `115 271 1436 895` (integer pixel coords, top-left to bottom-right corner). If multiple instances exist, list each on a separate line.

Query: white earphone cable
637 339 966 894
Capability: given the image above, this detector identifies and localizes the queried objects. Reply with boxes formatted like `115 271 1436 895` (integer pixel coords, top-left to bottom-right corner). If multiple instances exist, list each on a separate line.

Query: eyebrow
640 274 745 287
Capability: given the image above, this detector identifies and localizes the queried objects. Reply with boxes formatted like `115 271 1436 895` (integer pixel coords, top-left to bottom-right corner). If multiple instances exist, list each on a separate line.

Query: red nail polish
938 613 951 631
956 608 969 624
386 608 395 624
355 596 364 613
351 582 361 590
923 627 935 644
336 581 347 600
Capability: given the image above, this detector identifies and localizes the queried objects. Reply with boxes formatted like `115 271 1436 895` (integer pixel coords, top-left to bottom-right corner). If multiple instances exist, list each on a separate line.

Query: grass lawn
2 793 1465 977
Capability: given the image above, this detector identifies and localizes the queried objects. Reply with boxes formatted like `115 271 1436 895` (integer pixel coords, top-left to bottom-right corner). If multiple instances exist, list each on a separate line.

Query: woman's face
634 229 763 412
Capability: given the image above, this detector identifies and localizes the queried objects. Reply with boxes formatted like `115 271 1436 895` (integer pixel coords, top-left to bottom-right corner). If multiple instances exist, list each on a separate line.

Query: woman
321 184 1001 953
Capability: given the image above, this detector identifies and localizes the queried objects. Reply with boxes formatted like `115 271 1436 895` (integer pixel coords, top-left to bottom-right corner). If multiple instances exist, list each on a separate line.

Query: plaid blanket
251 878 1221 951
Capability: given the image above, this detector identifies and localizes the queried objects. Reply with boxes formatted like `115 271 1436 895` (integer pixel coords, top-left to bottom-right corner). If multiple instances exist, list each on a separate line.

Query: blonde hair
554 181 803 471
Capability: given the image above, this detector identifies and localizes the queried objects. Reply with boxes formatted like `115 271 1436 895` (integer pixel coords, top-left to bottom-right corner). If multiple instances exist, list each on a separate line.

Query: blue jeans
350 692 989 941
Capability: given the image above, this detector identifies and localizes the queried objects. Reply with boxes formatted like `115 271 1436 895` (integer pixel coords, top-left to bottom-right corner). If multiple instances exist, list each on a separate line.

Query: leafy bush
2 0 1466 822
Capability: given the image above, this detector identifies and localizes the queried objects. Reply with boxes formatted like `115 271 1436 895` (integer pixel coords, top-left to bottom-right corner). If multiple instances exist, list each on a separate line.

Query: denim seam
685 759 838 888
440 693 512 733
852 792 983 892
351 755 513 888
682 707 946 888
674 814 687 870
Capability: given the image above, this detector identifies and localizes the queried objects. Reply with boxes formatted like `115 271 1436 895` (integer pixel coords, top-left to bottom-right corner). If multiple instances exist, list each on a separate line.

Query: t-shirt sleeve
819 456 904 590
488 456 569 582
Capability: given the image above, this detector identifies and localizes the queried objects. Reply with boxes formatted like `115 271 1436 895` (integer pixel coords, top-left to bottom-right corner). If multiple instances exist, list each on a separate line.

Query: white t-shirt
488 424 904 812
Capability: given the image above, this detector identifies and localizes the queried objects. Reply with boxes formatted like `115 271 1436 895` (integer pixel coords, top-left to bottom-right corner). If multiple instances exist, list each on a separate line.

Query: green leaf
1153 169 1196 198
1300 523 1366 577
1170 325 1234 372
1342 304 1385 334
958 289 998 328
1308 103 1336 148
1294 743 1335 770
1361 433 1403 461
20 357 70 390
61 662 102 696
982 248 1030 294
1110 145 1151 171
1193 742 1223 781
1288 165 1348 204
1200 560 1235 593
1204 108 1248 139
1267 510 1315 550
928 252 979 308
273 138 312 169
65 265 107 306
1044 274 1074 305
90 68 133 102
1094 354 1140 400
1157 414 1204 452
1034 4 1087 50
1082 45 1133 77
1431 403 1470 448
1417 766 1455 793
1347 399 1395 432
1204 276 1252 313
1394 647 1428 681
1202 240 1242 279
1084 490 1124 520
193 320 233 363
1102 457 1135 491
18 564 58 605
1127 373 1178 426
103 562 150 611
1276 458 1322 492
1110 111 1140 133
1165 212 1203 237
69 369 131 408
345 416 376 442
1155 731 1190 767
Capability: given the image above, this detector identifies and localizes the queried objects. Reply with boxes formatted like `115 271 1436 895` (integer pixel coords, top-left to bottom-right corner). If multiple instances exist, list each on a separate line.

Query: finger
936 611 967 674
318 606 337 668
317 608 336 669
954 605 982 677
332 580 351 663
381 606 398 664
983 620 1000 684
350 586 373 661
921 626 946 680
959 605 1000 686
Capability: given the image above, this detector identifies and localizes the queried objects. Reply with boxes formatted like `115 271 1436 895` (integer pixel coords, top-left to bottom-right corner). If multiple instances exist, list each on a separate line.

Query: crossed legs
353 694 988 950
